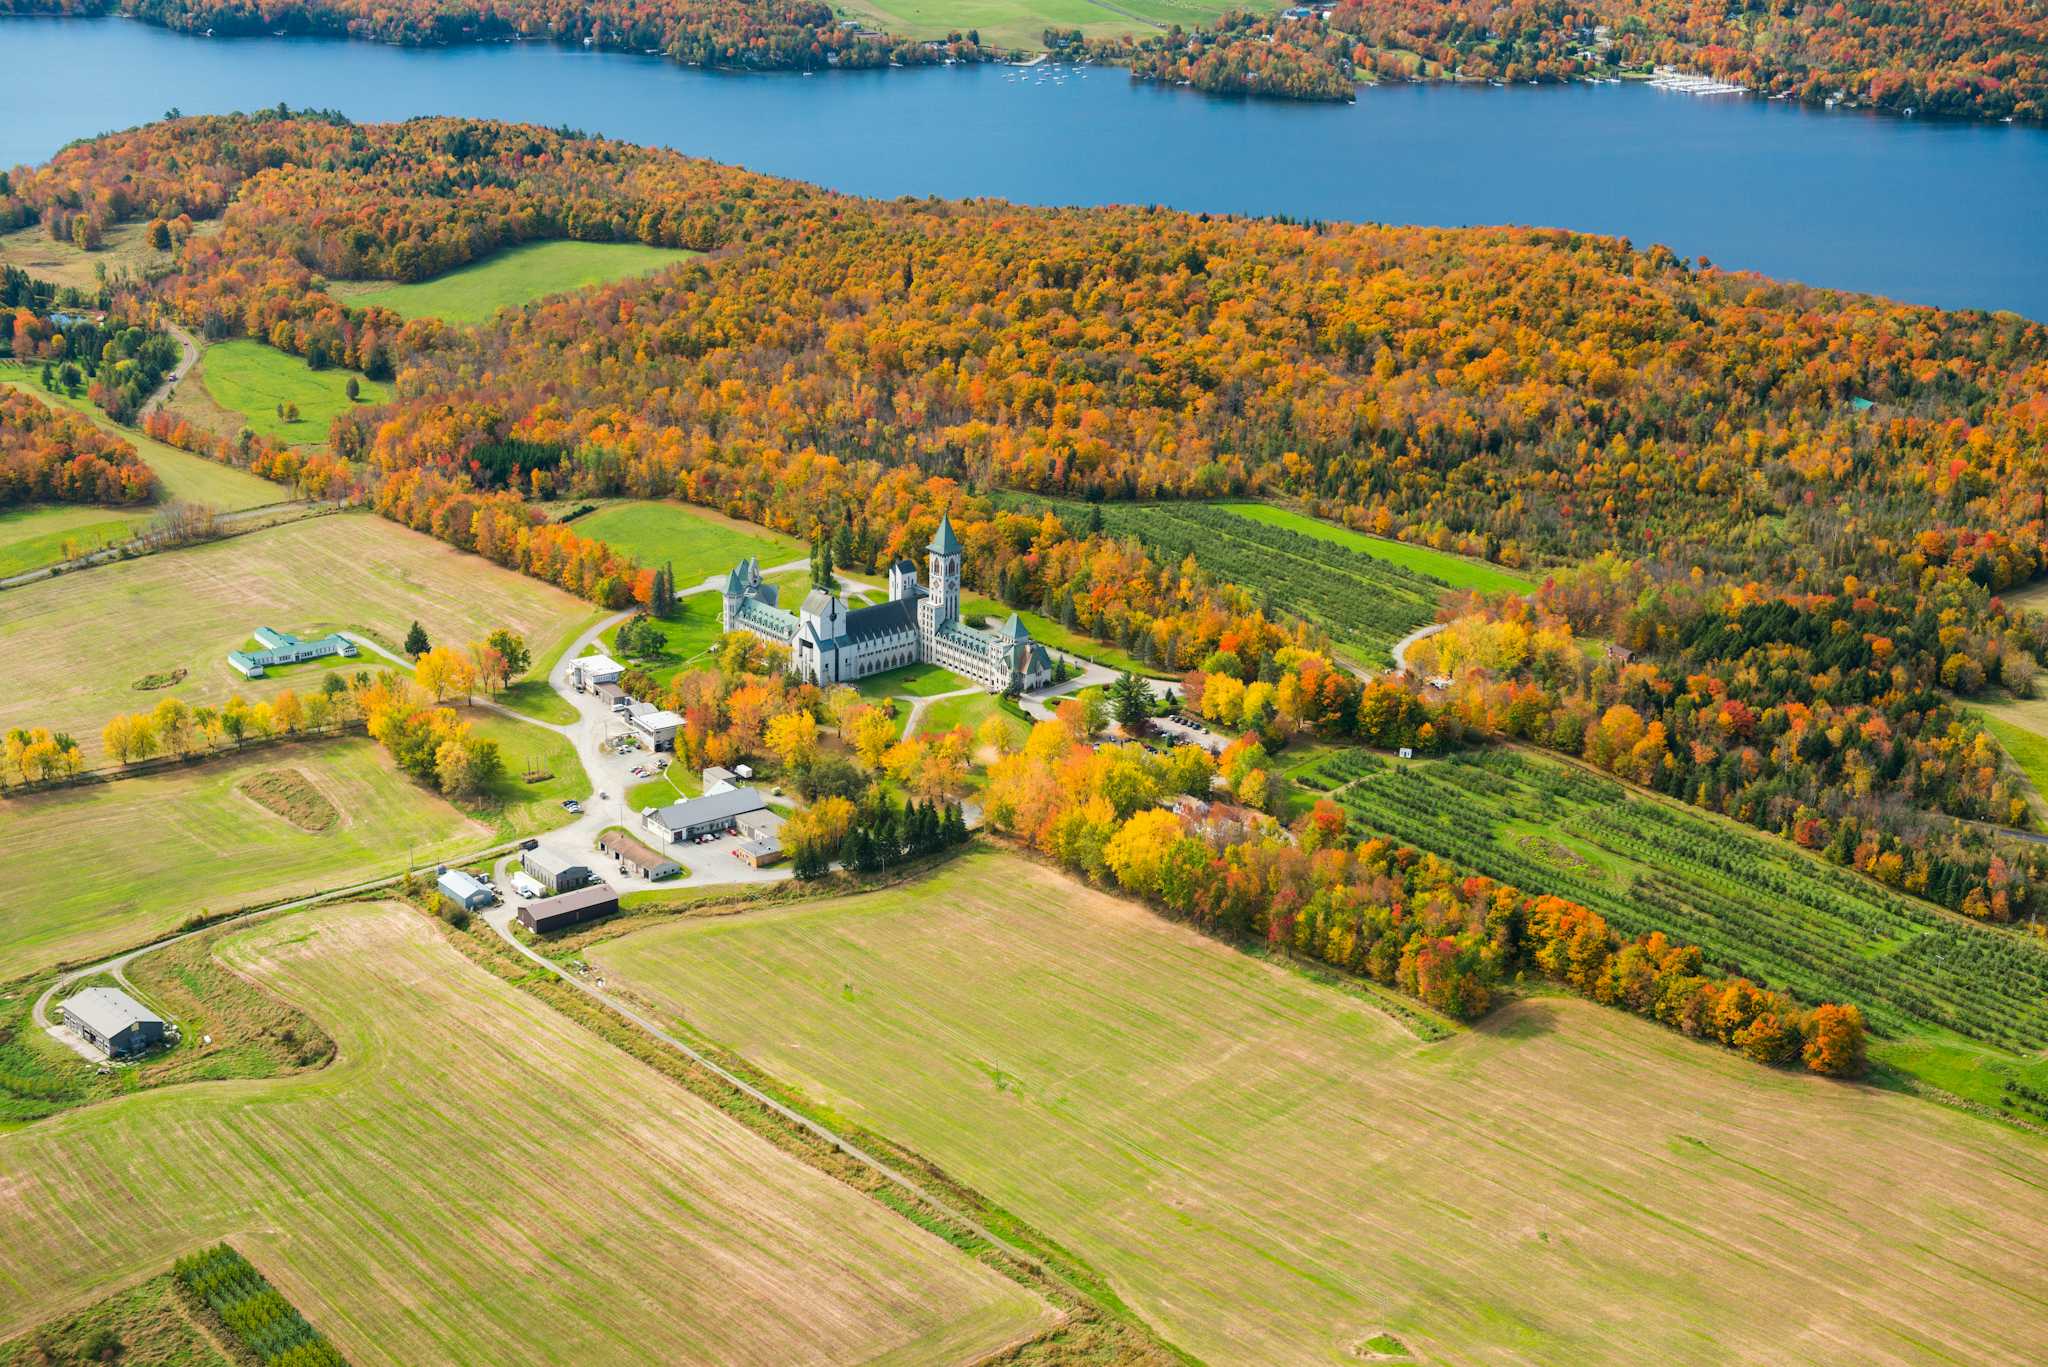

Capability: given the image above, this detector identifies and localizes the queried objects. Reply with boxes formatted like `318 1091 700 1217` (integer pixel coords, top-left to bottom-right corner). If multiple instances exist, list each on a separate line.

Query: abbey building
721 513 1054 693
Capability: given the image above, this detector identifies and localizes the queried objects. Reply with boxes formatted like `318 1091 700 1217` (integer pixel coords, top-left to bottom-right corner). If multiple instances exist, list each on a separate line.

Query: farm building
227 626 357 679
645 786 770 843
599 830 682 880
735 835 785 867
702 765 737 793
571 654 624 690
517 883 619 934
61 986 166 1058
437 868 496 912
522 847 595 894
628 708 682 750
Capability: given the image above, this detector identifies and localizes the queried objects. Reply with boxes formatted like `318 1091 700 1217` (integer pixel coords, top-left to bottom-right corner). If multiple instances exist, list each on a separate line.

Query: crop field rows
1009 498 1452 663
1324 750 2048 1051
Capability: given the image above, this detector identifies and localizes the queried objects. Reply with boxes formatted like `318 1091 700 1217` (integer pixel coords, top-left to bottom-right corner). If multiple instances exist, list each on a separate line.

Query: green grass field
606 593 726 686
572 500 804 587
342 241 697 324
595 851 2048 1363
464 706 590 836
1215 501 1537 596
0 901 1053 1364
1307 746 2048 1106
0 366 286 511
959 591 1154 675
194 340 386 447
913 691 1026 747
0 511 591 759
0 740 490 977
0 504 146 578
1973 702 2048 820
854 660 978 699
836 0 1236 50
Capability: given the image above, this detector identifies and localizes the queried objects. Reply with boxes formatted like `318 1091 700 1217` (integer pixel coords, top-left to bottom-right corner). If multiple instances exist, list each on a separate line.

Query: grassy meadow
605 591 725 686
341 241 696 324
193 339 387 447
0 511 591 757
1972 699 2048 821
0 504 147 578
0 220 192 292
571 500 804 586
0 902 1054 1364
593 850 2048 1365
835 0 1234 50
0 740 489 976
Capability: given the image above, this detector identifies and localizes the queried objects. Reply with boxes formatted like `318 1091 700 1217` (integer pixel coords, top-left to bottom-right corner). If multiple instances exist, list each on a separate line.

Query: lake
4 16 2046 319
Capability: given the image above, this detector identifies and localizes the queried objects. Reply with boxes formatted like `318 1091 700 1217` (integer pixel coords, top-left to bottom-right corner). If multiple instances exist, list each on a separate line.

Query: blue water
4 16 2046 318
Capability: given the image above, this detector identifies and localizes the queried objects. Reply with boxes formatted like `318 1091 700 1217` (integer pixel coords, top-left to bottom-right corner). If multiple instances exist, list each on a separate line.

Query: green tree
345 375 361 401
484 627 530 678
403 620 430 657
1111 670 1152 736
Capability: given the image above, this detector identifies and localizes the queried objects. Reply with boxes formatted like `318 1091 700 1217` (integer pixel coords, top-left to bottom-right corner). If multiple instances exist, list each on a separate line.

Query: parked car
561 799 583 814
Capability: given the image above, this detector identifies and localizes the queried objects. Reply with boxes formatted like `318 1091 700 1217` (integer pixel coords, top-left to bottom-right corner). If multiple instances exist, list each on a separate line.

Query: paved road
143 321 201 417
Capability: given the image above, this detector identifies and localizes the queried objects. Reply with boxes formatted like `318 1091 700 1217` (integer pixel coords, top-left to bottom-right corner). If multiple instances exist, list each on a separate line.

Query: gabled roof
648 785 770 833
842 596 918 643
999 612 1031 641
929 512 962 556
62 986 162 1038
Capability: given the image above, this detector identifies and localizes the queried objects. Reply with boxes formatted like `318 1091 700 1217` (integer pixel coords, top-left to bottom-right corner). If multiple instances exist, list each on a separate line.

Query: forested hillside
7 108 2047 926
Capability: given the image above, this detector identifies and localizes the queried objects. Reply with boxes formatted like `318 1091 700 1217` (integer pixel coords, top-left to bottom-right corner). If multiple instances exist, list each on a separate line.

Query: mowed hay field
0 740 488 975
593 850 2048 1365
0 512 591 757
339 241 696 324
0 902 1054 1364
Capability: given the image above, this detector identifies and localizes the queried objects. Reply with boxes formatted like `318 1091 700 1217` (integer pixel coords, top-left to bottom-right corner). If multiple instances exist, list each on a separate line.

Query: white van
510 871 545 901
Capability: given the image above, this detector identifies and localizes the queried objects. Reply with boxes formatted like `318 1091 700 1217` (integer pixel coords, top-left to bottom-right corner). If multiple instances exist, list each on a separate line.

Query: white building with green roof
228 626 357 679
721 513 1052 693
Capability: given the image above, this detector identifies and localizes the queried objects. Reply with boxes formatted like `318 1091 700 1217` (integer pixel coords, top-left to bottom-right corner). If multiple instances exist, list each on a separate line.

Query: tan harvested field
0 739 489 976
0 512 590 757
594 850 2048 1365
0 902 1054 1364
0 220 204 293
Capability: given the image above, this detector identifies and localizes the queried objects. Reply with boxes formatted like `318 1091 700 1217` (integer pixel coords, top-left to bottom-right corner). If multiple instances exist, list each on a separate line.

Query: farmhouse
437 868 496 912
645 785 770 843
61 986 166 1058
228 626 357 679
522 847 595 894
599 829 682 880
517 882 619 934
722 514 1053 692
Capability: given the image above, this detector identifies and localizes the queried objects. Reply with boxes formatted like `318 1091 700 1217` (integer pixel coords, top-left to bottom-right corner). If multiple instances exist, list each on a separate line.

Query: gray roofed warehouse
62 986 167 1058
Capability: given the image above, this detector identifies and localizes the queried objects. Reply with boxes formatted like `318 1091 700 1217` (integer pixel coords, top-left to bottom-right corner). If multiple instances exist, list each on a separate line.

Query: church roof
842 597 919 643
998 612 1031 641
928 512 962 557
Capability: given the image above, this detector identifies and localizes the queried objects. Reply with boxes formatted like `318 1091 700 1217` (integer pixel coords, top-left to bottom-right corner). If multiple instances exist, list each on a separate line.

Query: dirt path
143 321 200 417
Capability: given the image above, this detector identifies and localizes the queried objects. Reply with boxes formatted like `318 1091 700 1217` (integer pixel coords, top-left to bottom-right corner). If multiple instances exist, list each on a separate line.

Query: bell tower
926 512 962 629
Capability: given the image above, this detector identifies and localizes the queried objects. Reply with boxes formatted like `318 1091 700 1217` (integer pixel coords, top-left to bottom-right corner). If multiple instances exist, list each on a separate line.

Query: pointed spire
929 511 962 557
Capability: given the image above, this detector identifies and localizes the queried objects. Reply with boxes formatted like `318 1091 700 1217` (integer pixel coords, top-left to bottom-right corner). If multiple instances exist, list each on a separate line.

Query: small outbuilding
628 708 682 751
701 765 738 793
571 654 625 690
522 847 595 895
62 986 166 1058
599 829 682 880
517 883 620 934
734 835 785 868
437 868 496 912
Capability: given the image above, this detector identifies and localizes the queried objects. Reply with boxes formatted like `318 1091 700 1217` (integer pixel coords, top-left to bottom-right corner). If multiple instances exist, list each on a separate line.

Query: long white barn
721 514 1053 693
